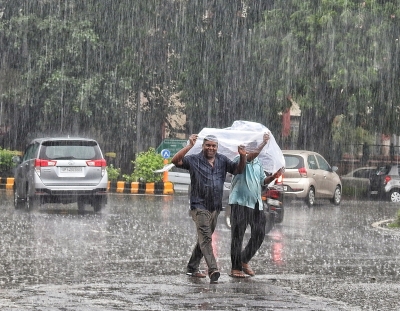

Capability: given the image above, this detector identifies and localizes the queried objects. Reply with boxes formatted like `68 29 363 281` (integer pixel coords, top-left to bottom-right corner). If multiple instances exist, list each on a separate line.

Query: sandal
242 263 255 276
229 269 247 278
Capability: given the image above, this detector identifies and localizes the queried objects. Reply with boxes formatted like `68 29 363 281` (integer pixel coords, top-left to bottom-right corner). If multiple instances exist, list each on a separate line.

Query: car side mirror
12 155 22 164
332 166 338 172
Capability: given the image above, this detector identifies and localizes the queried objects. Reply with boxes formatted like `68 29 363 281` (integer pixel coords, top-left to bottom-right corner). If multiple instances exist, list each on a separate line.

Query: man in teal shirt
229 138 282 278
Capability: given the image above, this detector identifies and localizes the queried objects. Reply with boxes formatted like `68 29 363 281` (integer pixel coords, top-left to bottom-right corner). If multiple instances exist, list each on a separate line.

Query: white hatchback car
167 166 191 192
282 150 342 206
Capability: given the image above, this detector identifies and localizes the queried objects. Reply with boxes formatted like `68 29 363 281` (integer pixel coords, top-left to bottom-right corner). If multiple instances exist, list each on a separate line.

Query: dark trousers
230 203 266 271
187 209 220 275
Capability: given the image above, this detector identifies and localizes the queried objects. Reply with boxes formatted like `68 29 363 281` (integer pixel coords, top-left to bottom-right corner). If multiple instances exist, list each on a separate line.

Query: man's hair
203 135 218 144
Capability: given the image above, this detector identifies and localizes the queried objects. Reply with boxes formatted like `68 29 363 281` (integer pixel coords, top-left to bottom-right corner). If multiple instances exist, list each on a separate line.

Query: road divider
0 177 14 190
0 178 174 195
108 181 174 195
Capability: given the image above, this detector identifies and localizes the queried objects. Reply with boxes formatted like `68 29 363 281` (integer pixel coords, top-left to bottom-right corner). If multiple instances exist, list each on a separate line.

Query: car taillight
298 167 307 177
384 176 391 185
86 159 107 176
268 189 280 199
86 159 106 167
35 159 57 167
34 158 57 176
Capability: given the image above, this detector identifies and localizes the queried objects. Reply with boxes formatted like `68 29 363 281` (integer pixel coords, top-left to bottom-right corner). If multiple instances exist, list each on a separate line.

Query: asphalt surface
1 192 400 310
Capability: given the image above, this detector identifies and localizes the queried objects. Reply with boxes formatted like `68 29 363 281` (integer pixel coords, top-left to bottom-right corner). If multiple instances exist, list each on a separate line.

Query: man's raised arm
246 132 270 162
233 145 247 174
171 134 198 166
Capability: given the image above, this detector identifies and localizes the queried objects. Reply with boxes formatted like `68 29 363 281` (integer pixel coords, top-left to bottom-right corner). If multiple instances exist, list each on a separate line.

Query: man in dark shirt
172 134 246 283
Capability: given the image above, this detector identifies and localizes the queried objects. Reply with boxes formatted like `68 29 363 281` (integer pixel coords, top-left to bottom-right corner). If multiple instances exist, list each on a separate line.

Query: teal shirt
228 156 266 210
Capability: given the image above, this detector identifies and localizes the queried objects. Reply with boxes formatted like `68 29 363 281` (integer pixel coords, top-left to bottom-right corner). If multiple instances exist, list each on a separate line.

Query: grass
387 209 400 228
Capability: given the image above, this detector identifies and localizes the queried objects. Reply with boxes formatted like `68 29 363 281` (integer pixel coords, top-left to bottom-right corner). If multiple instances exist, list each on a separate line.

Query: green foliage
341 184 368 198
0 149 20 173
123 148 164 183
1 0 400 165
106 164 121 182
332 116 374 154
387 209 400 229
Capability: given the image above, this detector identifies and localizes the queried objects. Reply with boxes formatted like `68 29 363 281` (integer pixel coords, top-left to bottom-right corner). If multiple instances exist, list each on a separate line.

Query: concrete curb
371 218 400 236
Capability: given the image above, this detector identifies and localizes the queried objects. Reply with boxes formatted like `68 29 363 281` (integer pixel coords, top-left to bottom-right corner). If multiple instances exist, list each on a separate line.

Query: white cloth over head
186 120 285 174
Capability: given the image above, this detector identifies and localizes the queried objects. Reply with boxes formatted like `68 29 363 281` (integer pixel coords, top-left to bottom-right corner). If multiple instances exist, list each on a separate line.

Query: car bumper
282 184 308 199
34 188 108 196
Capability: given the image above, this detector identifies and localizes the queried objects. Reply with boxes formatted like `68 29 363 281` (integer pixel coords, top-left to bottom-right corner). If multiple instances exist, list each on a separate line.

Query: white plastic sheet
186 120 285 173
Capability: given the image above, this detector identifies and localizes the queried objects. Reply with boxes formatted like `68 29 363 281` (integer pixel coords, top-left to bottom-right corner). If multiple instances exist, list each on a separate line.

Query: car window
22 143 39 162
315 155 330 171
353 170 366 178
39 140 101 160
376 166 390 175
307 155 318 170
353 169 372 178
283 155 304 169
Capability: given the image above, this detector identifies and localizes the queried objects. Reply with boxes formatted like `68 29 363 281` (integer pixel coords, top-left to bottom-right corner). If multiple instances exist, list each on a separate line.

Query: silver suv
13 137 108 212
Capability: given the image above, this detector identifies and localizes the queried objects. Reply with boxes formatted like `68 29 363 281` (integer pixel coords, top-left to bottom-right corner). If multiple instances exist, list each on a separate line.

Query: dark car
13 137 108 212
369 164 400 202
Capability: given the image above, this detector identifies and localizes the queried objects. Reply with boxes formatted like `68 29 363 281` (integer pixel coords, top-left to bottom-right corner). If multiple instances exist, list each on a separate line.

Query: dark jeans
230 203 266 271
187 209 220 275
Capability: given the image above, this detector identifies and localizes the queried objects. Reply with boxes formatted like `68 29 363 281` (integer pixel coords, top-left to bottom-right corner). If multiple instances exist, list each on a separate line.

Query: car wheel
26 195 36 211
13 186 23 209
389 189 400 203
275 207 284 223
93 197 105 212
330 186 342 205
77 199 85 213
306 187 315 207
264 210 274 234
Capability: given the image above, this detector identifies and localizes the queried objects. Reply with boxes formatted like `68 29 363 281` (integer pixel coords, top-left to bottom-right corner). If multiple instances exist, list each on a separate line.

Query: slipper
229 269 247 278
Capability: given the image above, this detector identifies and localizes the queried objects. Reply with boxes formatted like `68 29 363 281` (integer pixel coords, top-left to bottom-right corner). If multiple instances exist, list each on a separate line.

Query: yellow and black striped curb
0 177 14 190
108 181 174 195
0 178 174 195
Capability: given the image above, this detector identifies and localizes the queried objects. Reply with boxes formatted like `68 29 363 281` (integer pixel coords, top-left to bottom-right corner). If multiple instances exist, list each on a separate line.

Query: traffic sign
161 149 171 159
156 139 186 157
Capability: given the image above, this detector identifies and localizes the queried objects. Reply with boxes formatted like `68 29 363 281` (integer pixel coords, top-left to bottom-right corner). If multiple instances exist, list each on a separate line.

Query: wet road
1 191 400 310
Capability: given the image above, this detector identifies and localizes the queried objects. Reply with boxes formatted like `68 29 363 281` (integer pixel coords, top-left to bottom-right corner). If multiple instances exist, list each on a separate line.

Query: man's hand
246 132 270 162
188 134 198 146
238 144 246 156
172 133 198 166
273 167 285 179
262 132 270 144
264 167 285 185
